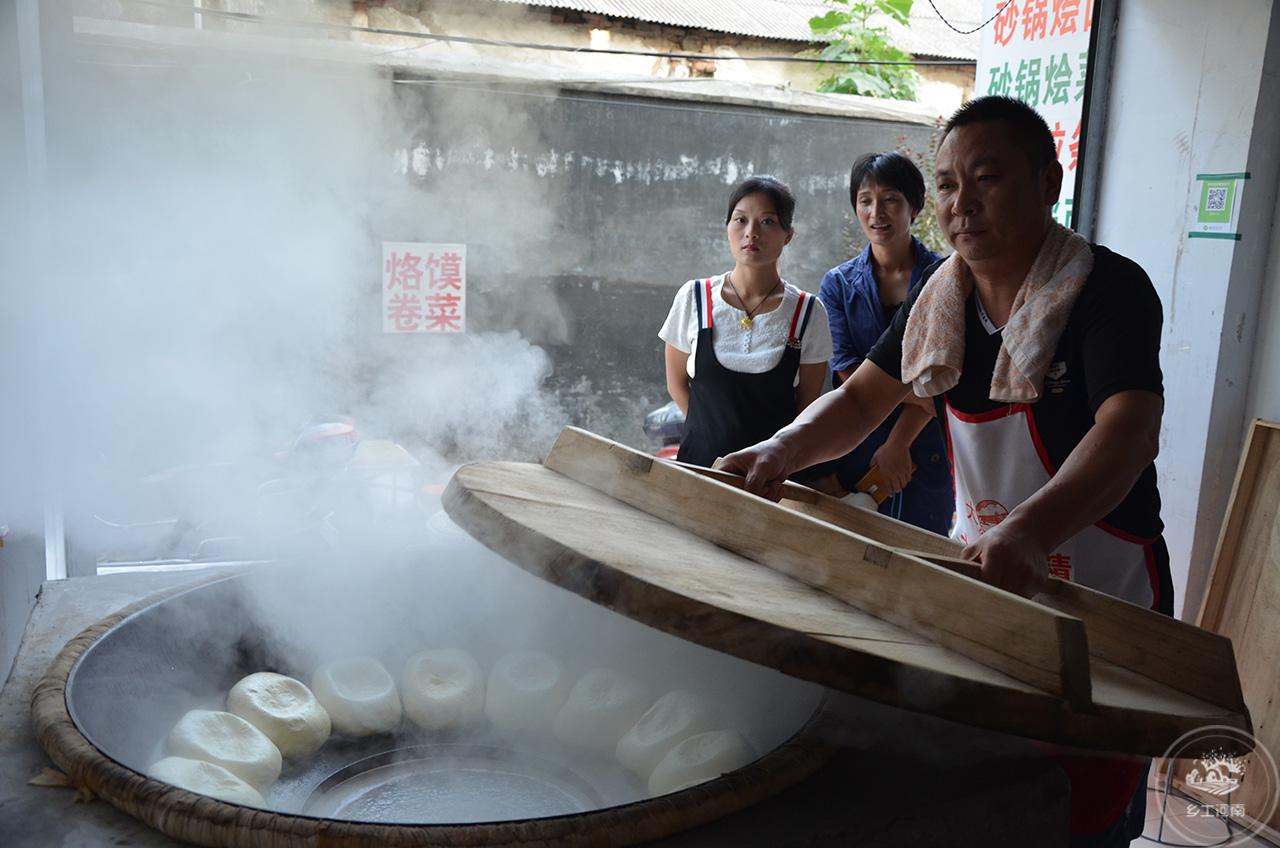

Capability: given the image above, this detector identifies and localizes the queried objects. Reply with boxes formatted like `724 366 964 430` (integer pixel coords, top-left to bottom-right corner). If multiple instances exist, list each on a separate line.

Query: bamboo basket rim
33 570 837 848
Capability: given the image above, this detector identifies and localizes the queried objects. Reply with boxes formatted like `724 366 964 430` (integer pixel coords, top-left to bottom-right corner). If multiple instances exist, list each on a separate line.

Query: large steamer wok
35 536 833 848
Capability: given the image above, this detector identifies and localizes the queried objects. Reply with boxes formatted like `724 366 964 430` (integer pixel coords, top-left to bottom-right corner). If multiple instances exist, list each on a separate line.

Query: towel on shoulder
902 222 1094 403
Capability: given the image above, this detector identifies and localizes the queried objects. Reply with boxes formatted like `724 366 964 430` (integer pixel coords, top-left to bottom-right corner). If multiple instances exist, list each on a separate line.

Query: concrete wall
1093 0 1279 618
1245 201 1280 427
1243 20 1280 430
391 82 934 441
0 537 46 686
916 62 974 118
394 85 928 284
0 2 47 682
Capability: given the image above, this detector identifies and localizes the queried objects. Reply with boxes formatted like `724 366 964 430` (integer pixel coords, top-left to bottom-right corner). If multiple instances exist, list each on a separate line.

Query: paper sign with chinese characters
977 0 1093 229
382 242 466 334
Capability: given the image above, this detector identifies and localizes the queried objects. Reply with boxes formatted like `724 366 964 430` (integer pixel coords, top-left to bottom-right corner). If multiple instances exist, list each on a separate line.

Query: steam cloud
5 13 836 825
1 9 570 562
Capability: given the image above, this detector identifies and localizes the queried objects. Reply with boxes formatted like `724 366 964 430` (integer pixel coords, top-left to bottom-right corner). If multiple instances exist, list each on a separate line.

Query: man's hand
869 440 913 494
718 438 792 501
718 360 914 502
959 390 1163 599
961 518 1049 598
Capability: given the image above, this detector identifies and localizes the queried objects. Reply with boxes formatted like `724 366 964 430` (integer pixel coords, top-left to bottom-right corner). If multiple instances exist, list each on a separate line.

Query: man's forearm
1003 391 1162 552
772 361 908 473
772 389 865 471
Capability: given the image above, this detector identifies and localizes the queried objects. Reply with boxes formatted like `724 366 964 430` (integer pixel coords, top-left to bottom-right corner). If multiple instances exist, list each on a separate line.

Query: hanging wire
925 0 1018 35
111 0 976 67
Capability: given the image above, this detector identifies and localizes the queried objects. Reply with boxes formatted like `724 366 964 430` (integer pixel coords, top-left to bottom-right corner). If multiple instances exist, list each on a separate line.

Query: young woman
660 176 832 468
818 152 952 534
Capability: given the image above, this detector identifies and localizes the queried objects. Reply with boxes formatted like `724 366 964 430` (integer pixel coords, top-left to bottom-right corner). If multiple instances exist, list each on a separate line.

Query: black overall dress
676 278 817 468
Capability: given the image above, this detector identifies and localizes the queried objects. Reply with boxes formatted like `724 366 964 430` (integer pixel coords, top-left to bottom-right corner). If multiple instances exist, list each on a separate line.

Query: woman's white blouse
659 275 833 379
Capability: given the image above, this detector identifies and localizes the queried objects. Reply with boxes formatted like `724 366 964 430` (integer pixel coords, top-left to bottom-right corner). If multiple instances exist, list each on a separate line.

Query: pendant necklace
725 274 782 330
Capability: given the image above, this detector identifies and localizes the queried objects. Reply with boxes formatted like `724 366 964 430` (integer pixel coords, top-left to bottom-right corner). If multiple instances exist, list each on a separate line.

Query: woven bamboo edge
32 573 837 847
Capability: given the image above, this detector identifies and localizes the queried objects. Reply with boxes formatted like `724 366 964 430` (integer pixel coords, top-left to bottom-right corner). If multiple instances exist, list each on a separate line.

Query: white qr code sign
1192 173 1246 239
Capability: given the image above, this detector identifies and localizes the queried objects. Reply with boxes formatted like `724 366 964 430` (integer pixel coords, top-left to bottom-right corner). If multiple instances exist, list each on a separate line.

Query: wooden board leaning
1172 419 1280 839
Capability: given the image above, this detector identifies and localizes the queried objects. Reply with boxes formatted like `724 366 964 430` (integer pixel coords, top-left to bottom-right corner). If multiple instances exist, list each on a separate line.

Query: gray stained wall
397 82 932 290
393 81 935 440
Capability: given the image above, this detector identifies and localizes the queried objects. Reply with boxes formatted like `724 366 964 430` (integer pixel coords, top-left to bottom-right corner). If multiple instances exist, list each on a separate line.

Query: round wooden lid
442 428 1251 757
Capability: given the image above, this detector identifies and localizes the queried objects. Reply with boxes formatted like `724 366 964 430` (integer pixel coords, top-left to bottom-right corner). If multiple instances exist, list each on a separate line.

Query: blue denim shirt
819 237 941 375
817 237 953 534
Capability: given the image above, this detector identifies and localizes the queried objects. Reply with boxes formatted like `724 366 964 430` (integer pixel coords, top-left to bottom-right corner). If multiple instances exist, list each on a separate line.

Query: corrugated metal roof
889 0 983 60
489 0 981 60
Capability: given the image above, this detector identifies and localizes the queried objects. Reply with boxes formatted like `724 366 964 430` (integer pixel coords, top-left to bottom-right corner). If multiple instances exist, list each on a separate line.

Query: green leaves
841 70 894 97
808 11 848 34
880 0 913 25
807 0 921 101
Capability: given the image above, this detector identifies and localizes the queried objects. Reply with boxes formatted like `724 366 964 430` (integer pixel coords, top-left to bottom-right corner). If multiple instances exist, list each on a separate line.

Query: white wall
1094 0 1279 618
0 536 46 684
0 1 47 684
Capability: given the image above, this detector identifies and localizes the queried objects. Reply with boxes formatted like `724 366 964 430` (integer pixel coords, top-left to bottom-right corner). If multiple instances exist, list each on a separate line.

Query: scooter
642 401 685 459
91 415 443 569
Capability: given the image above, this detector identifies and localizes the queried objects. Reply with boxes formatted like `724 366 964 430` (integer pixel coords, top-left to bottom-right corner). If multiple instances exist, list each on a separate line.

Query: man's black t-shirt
867 245 1165 539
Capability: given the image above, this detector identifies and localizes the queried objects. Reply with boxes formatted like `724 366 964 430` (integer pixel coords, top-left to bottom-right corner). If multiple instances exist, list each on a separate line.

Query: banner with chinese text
977 0 1094 228
382 242 466 333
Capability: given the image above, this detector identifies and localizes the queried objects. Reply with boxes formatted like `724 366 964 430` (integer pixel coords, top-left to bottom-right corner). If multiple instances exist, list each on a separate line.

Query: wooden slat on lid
682 461 1247 715
544 427 1093 710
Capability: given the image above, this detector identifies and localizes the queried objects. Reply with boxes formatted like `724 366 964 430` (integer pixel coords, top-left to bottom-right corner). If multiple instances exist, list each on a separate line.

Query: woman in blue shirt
819 152 953 534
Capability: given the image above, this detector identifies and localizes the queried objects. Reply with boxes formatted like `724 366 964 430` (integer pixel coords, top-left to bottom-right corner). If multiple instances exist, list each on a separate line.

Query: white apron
945 400 1159 610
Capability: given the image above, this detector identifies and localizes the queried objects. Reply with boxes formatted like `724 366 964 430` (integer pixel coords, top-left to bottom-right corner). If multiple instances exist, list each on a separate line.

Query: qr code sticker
1205 187 1228 212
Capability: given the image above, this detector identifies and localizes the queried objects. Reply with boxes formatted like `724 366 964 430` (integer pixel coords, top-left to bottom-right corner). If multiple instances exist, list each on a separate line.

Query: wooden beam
544 427 1093 710
677 462 959 557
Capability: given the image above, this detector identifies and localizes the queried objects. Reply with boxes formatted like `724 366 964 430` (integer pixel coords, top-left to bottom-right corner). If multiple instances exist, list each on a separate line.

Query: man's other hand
718 438 791 501
961 520 1049 598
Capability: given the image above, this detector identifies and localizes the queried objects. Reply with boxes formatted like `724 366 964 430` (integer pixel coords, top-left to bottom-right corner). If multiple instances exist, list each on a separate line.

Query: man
722 96 1170 846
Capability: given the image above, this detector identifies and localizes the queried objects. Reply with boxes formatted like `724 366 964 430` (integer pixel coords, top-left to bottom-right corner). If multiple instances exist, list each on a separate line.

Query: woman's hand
869 439 914 494
873 399 933 494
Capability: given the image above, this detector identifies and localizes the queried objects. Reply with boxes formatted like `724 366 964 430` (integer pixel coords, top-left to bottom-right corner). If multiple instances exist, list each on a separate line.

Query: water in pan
342 769 581 822
304 744 605 823
264 724 641 820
